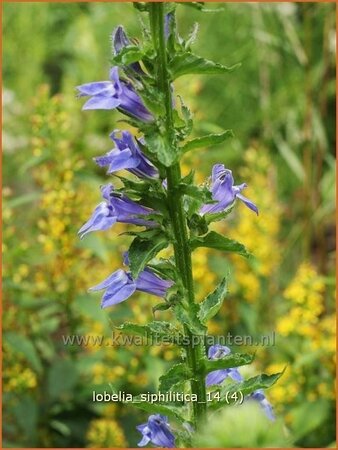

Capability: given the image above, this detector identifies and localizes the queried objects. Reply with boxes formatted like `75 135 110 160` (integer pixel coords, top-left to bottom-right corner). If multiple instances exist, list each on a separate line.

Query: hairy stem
150 3 207 427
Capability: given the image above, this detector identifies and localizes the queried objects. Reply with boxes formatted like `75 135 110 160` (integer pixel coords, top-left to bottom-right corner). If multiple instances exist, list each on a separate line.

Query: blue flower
89 262 173 308
205 345 243 386
94 130 158 178
78 184 156 239
205 347 275 421
76 67 153 122
200 164 258 215
137 414 175 448
249 389 275 421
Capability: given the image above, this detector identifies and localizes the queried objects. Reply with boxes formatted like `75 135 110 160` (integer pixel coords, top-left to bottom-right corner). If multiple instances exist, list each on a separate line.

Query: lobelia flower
94 130 158 178
248 389 275 421
137 414 175 448
205 345 243 386
89 256 173 308
76 67 153 122
78 183 156 239
200 164 258 215
112 26 144 74
205 346 275 421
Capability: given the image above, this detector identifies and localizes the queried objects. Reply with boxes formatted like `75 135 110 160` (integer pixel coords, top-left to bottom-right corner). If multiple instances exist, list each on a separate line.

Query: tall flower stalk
77 3 282 447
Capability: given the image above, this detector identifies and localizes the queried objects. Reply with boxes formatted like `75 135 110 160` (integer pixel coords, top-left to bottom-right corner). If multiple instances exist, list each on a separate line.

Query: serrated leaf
198 277 228 323
144 133 177 167
159 363 192 392
169 52 240 79
190 231 251 258
115 321 181 343
174 302 207 335
181 130 234 155
210 370 285 411
129 234 169 278
204 353 254 373
131 398 186 423
228 370 285 397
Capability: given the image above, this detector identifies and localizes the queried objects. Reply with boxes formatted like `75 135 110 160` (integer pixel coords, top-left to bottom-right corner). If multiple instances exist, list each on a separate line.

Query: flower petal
89 269 128 292
76 81 113 96
208 344 231 359
136 269 173 297
78 202 116 238
101 280 136 307
236 193 259 215
228 368 243 382
82 95 121 110
206 369 229 386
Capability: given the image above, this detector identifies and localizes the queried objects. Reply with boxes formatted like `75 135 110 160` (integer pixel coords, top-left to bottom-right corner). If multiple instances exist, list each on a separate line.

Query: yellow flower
86 419 126 448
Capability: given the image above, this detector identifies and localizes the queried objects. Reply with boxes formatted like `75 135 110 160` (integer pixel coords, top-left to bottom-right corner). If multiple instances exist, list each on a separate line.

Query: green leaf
227 370 285 397
112 46 144 66
198 277 228 323
159 363 192 392
174 302 207 335
131 397 186 423
190 231 251 258
128 233 169 278
115 321 181 343
179 184 213 203
152 302 171 314
144 133 177 167
169 52 240 79
5 332 42 373
181 130 234 155
47 359 78 399
204 353 254 373
209 370 286 410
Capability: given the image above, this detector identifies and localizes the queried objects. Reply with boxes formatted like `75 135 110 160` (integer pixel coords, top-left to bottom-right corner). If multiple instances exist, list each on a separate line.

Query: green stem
149 3 207 427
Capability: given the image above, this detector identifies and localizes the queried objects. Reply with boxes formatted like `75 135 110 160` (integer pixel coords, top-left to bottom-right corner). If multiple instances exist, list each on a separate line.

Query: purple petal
111 194 153 217
100 183 114 202
95 148 140 173
147 415 175 448
228 368 243 382
200 165 235 214
76 81 113 96
113 26 130 54
101 280 136 307
82 95 121 110
89 269 128 292
237 193 259 215
119 83 154 122
206 369 228 386
109 67 123 94
136 269 173 297
78 202 116 239
208 344 231 359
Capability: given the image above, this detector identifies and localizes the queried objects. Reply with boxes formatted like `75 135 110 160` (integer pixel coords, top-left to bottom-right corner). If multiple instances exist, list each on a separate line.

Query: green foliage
159 363 192 392
180 129 234 155
203 352 254 373
190 231 251 258
128 232 169 278
198 277 228 323
115 321 181 343
193 403 290 447
3 1 336 448
169 52 240 79
174 302 207 335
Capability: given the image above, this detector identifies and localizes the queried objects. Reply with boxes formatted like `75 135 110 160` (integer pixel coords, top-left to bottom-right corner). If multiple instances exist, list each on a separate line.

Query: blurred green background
3 2 336 448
